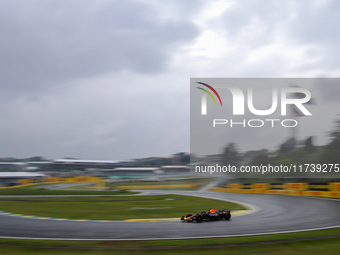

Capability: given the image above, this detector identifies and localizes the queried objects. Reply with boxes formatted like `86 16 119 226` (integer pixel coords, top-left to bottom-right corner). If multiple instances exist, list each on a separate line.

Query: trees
322 118 340 164
221 143 239 167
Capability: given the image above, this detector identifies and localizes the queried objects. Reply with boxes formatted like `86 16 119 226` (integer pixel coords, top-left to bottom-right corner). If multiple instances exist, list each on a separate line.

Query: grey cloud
0 73 190 159
291 1 340 45
219 1 290 44
289 1 340 71
217 1 340 74
2 0 340 160
0 0 199 96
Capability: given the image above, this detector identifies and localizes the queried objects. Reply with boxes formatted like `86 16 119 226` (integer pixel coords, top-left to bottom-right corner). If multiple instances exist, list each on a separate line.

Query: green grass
106 179 213 190
0 239 339 255
0 194 245 220
0 228 339 254
0 184 138 196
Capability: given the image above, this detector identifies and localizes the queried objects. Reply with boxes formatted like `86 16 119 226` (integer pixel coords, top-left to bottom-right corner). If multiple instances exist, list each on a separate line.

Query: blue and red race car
180 209 231 222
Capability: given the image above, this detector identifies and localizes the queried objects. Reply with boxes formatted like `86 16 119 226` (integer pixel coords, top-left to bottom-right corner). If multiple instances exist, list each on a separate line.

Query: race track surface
0 190 339 240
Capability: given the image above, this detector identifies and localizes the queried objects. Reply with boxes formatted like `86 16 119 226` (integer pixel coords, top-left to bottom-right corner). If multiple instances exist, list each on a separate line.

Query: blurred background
0 2 339 254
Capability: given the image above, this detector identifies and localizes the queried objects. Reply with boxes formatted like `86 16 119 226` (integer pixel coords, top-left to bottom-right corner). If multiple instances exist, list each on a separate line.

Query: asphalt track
0 190 339 240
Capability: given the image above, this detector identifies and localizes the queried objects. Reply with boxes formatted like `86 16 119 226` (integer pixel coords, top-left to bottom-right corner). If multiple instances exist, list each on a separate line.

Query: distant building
100 165 191 179
0 172 47 187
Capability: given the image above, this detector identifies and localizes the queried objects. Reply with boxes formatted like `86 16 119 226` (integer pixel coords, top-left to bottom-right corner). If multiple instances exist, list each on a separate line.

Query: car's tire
195 214 203 222
225 213 231 220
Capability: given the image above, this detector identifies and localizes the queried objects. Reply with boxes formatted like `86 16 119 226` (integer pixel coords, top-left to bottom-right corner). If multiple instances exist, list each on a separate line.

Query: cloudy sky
1 0 340 160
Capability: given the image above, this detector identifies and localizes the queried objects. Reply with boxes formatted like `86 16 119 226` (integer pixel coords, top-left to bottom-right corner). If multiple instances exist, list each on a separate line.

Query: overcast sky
1 0 340 160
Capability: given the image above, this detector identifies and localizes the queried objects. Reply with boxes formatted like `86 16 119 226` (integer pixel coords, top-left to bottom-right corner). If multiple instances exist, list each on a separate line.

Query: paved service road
0 190 339 240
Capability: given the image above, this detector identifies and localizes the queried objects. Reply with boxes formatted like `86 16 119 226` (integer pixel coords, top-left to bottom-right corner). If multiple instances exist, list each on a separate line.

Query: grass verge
0 228 338 254
0 194 245 220
0 184 138 196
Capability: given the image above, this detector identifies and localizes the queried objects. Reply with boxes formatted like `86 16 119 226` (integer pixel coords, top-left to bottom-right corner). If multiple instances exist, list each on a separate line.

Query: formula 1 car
180 209 231 222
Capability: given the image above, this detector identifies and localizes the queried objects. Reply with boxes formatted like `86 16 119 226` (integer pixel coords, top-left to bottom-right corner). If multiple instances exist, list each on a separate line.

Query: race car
180 209 231 222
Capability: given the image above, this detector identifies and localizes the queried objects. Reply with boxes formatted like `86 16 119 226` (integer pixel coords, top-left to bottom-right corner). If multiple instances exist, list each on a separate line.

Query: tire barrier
0 176 107 189
44 177 104 183
210 182 340 198
117 184 199 189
